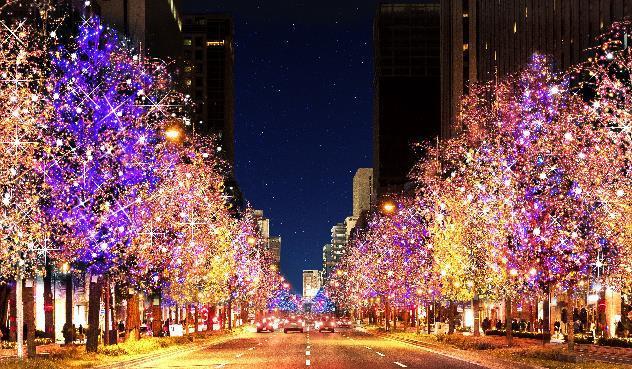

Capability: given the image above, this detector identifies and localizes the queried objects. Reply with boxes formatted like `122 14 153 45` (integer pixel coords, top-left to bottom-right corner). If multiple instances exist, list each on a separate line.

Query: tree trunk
385 299 390 331
227 301 232 330
10 281 16 342
0 283 10 339
194 304 199 333
126 292 141 341
208 305 216 331
24 280 36 358
427 302 432 334
174 303 179 325
448 302 456 334
86 276 102 353
44 264 54 339
505 297 513 346
567 290 575 352
64 274 73 344
16 279 23 358
103 277 110 345
151 294 162 337
473 296 480 336
543 287 551 343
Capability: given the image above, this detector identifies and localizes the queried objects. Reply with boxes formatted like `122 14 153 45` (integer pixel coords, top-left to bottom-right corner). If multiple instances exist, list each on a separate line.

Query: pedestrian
495 319 502 330
78 324 84 335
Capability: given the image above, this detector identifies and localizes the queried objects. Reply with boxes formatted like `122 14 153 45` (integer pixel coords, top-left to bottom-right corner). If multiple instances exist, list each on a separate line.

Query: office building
268 236 282 266
182 14 235 164
441 0 632 139
353 168 373 215
90 0 183 62
373 2 441 198
302 270 322 299
322 222 348 282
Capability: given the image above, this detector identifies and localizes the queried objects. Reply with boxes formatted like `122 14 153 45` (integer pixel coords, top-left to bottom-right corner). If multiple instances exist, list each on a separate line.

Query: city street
138 328 481 369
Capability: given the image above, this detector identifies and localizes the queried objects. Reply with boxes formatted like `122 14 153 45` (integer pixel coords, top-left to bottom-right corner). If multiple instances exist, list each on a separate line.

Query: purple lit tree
44 18 165 352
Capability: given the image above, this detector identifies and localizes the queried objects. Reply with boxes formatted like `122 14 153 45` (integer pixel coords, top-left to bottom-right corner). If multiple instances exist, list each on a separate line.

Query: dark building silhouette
373 2 441 199
441 0 632 139
89 0 183 63
182 14 235 165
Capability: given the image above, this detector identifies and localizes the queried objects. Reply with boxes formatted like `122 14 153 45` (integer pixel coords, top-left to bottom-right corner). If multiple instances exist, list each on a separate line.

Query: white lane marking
235 353 244 358
258 342 262 345
306 359 311 366
376 352 385 357
365 346 372 350
307 345 311 349
216 364 227 368
248 347 254 350
394 362 407 368
306 350 311 356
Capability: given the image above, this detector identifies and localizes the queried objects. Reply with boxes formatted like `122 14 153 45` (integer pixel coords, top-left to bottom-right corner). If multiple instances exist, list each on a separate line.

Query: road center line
394 362 407 368
376 352 385 357
248 347 254 350
365 346 372 350
235 353 244 358
306 350 311 355
306 359 311 366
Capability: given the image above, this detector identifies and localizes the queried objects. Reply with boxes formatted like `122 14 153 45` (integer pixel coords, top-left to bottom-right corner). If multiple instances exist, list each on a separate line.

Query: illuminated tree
44 17 168 352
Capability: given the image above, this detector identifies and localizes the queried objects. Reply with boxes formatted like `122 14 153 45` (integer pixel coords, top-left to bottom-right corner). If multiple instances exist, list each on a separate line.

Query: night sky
180 0 379 291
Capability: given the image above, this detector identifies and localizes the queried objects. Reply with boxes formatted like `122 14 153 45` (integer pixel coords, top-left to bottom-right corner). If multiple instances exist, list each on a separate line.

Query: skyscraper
182 14 235 164
322 222 347 283
302 270 322 299
373 2 441 198
353 168 373 216
268 236 282 266
90 0 183 62
440 0 632 139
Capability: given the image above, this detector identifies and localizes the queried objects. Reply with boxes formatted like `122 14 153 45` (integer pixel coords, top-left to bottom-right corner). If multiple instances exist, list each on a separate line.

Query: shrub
597 337 632 348
484 329 547 340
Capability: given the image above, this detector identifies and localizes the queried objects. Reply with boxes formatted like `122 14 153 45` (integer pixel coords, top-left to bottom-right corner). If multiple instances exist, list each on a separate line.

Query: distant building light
207 40 226 47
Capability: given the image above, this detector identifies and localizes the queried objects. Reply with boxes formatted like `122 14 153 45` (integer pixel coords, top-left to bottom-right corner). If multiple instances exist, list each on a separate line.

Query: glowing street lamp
165 126 183 143
381 200 396 214
246 236 256 245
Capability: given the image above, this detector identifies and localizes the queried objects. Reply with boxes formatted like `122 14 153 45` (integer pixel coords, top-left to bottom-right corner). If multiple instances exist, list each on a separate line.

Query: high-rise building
302 270 322 299
373 2 441 198
440 0 632 139
353 168 373 216
268 236 282 266
253 210 282 265
322 222 347 282
90 0 183 62
182 14 235 164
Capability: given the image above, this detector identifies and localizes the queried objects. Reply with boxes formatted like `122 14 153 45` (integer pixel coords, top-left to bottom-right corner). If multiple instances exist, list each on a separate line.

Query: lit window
185 79 192 86
184 38 192 46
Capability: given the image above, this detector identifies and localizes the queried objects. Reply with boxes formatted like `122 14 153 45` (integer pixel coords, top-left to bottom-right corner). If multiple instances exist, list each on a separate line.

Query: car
282 315 305 333
256 317 275 333
315 316 336 333
337 317 352 328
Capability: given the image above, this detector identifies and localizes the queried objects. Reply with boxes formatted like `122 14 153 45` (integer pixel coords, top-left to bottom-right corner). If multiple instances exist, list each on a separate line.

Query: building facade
373 2 441 198
441 0 632 139
91 0 183 62
182 14 235 164
353 168 373 216
302 270 322 299
268 236 282 266
322 222 347 282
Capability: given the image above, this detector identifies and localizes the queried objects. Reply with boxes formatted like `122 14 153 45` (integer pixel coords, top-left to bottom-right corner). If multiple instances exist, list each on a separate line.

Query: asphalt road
138 327 484 369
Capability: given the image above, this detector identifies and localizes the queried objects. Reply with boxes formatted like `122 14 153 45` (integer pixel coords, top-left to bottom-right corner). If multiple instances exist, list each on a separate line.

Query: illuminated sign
207 40 226 47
